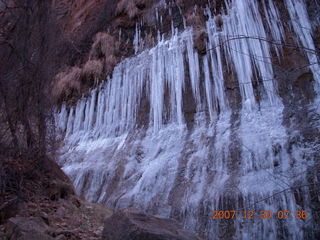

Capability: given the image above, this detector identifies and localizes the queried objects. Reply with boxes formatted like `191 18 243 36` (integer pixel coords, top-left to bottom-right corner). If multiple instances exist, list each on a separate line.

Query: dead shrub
144 32 155 49
116 0 152 19
186 10 207 53
104 55 118 76
89 32 117 60
49 180 74 200
82 60 103 85
89 32 120 77
186 10 205 31
116 0 138 19
52 67 81 102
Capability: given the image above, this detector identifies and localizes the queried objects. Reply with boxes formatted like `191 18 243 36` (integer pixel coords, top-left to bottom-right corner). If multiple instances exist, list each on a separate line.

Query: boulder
5 217 54 240
101 208 201 240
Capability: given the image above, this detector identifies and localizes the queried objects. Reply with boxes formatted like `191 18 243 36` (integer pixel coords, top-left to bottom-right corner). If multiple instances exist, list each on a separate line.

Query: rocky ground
0 156 201 239
0 155 112 240
0 198 112 240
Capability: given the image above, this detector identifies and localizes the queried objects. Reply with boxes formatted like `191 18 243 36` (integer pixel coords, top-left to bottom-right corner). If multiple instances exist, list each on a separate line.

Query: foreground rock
102 208 201 240
5 217 54 240
0 198 112 240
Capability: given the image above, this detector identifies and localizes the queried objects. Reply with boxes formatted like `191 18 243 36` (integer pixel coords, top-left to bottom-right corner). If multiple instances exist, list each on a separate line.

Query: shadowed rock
5 217 54 240
101 208 201 240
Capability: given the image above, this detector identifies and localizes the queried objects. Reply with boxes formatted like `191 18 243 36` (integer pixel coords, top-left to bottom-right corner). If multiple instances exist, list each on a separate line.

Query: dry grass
104 55 118 75
186 10 205 31
52 67 82 102
185 10 207 53
52 30 120 103
89 32 120 77
116 0 152 19
144 32 155 49
82 60 103 79
82 60 103 85
116 0 139 19
89 32 117 60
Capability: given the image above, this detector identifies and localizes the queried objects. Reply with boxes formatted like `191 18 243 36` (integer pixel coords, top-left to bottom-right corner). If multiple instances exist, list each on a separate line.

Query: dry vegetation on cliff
53 67 82 103
185 8 208 53
82 60 104 84
53 31 119 103
116 0 155 19
89 32 118 76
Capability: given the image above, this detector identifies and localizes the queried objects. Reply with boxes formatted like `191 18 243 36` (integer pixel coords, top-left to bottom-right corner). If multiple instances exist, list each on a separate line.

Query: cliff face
54 0 320 239
50 0 213 104
2 0 320 239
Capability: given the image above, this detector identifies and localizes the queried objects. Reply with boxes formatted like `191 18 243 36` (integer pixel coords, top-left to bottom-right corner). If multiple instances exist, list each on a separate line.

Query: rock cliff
1 0 320 239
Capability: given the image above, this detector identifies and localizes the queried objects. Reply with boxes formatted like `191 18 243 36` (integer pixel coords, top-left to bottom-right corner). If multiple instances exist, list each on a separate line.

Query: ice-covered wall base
56 0 320 239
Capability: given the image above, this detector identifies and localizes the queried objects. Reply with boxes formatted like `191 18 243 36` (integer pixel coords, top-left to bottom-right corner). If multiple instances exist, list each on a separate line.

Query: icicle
87 90 97 129
118 28 122 41
150 43 165 132
83 97 91 131
73 98 85 132
133 23 141 54
65 108 74 136
203 55 215 121
262 0 285 57
156 7 159 24
57 103 68 132
205 0 282 109
285 0 320 89
167 31 185 126
206 16 229 112
94 89 106 131
186 30 201 109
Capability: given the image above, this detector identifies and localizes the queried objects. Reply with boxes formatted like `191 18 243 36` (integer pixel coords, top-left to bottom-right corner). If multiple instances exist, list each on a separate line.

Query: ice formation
56 0 320 239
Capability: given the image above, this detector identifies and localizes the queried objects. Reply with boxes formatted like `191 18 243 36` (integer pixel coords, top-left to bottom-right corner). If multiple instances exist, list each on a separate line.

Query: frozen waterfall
56 0 320 239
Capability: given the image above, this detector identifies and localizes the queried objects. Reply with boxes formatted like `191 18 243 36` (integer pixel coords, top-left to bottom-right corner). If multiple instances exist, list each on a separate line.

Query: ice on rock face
209 0 281 109
262 0 285 57
56 103 68 131
285 0 320 89
56 0 320 239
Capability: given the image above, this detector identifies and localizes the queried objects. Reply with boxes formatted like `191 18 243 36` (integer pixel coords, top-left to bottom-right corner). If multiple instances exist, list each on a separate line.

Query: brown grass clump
52 66 82 102
89 32 117 60
186 10 206 31
116 0 139 19
89 32 120 77
82 60 103 85
104 55 118 75
52 31 121 103
89 32 116 59
144 32 155 49
116 0 152 19
82 60 103 79
186 10 207 53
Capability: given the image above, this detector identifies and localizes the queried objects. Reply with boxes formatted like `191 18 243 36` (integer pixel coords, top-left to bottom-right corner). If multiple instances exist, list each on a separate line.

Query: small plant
53 67 82 103
82 60 103 86
89 32 117 60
